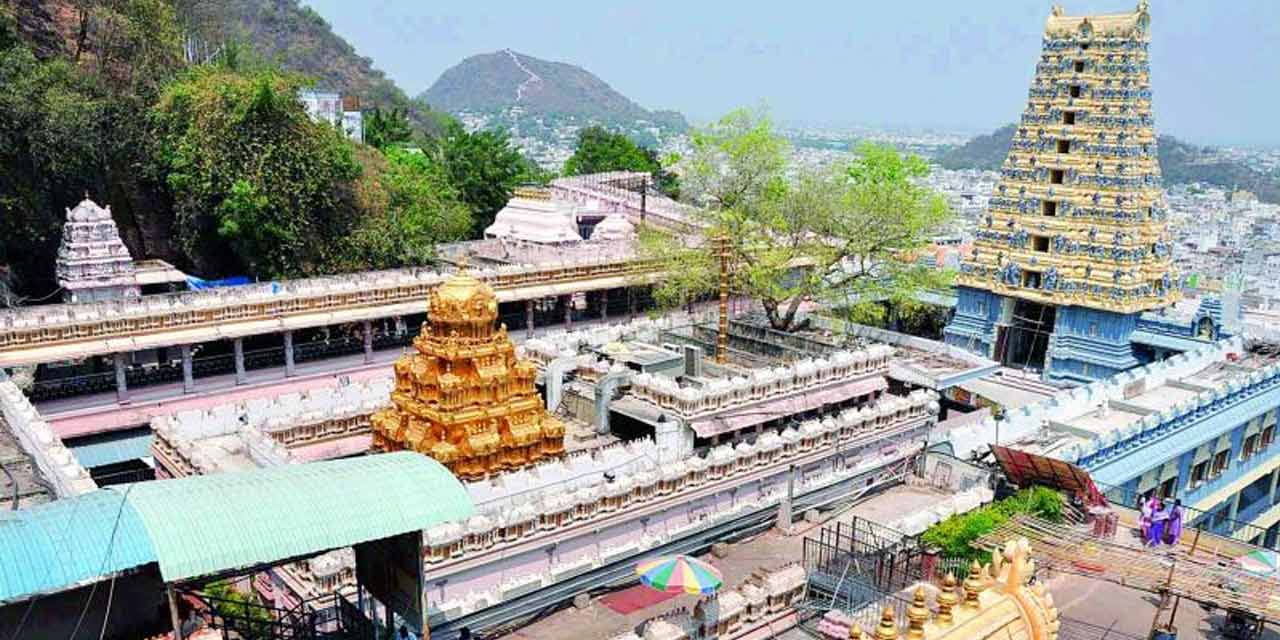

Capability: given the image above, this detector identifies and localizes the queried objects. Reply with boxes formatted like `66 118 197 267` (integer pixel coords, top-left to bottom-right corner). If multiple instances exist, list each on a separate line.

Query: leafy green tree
341 146 471 268
563 126 679 197
435 122 531 237
152 65 361 278
363 106 413 150
643 109 951 332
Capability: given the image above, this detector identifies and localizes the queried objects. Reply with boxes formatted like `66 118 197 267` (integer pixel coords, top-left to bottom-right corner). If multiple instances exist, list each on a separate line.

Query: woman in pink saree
1140 493 1158 543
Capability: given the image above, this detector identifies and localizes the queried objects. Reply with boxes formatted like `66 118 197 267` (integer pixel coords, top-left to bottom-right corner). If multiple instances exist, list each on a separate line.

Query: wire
11 286 65 306
68 483 136 640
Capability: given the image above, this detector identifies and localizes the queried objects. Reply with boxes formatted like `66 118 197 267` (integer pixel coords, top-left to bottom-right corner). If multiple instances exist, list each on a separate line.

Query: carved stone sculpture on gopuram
370 271 565 480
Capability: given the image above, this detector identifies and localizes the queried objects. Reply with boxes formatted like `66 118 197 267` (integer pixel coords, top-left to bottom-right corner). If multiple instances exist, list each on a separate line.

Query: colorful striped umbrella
1235 549 1280 578
635 555 723 595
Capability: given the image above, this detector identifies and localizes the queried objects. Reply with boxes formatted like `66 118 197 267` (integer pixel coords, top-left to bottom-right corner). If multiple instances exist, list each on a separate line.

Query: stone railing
0 371 95 496
422 393 937 567
151 379 394 475
946 336 1258 461
550 172 698 232
628 346 896 418
0 255 663 350
519 315 692 367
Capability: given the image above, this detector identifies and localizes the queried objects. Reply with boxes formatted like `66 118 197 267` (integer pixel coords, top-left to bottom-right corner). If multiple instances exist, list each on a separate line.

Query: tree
643 109 951 332
340 146 472 269
563 126 678 197
362 106 412 150
435 121 534 237
151 65 362 278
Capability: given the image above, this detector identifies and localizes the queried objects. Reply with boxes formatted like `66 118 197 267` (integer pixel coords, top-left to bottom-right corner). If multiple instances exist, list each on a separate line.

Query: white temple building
484 188 582 244
589 214 636 243
55 198 185 302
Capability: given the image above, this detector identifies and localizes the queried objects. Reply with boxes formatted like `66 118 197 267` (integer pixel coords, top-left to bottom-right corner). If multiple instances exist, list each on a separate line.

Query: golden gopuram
370 271 564 480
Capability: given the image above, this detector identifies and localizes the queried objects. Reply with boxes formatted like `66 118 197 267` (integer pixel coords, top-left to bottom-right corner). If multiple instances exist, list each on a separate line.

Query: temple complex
946 2 1181 384
370 271 565 479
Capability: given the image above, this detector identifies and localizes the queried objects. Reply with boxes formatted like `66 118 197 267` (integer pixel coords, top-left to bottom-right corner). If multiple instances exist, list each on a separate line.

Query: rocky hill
937 123 1280 203
421 49 687 140
178 0 450 135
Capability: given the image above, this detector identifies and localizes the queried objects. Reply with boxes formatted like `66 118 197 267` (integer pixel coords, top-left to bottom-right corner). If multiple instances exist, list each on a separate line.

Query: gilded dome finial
907 586 929 638
963 559 984 609
875 608 899 640
937 572 959 624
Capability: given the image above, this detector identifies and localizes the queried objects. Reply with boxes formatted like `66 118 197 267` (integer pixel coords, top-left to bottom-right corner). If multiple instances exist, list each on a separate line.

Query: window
1033 236 1050 253
1057 139 1071 154
1159 476 1178 499
1022 270 1042 289
1074 60 1085 73
1062 111 1076 125
1244 434 1260 460
1263 425 1276 449
1050 169 1065 184
1191 460 1209 486
1042 201 1058 217
1069 85 1082 98
1213 508 1229 527
1212 449 1231 477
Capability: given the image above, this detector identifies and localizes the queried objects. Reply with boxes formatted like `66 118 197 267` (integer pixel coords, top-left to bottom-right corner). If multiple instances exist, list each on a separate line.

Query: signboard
355 531 426 635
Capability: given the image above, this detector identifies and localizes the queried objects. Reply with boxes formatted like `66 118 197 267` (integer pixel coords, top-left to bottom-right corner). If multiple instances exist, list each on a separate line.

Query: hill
178 0 451 136
421 49 687 143
937 123 1280 203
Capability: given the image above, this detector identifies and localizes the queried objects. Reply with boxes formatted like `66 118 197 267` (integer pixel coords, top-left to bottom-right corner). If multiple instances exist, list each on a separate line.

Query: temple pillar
181 345 194 394
113 352 130 405
363 320 374 364
563 295 573 328
283 331 296 377
600 289 609 321
1268 467 1280 506
233 338 247 385
526 299 535 339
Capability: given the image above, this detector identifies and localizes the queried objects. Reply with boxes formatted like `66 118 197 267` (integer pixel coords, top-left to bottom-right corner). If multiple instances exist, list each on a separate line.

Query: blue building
950 336 1280 547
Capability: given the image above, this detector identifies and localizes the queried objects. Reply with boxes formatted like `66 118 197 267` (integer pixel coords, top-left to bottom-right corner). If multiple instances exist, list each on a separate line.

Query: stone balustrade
0 372 95 496
151 378 394 475
422 392 937 567
628 346 897 418
519 315 686 367
0 255 663 351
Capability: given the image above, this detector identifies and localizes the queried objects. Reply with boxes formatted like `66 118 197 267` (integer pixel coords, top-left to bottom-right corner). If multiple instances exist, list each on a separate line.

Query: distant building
298 90 364 143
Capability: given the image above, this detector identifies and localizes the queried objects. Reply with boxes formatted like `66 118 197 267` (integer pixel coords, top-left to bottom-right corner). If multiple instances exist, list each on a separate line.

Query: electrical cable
68 484 135 640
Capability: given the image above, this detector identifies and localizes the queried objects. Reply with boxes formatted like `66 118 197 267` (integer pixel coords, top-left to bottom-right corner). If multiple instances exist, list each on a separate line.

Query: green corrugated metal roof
0 489 155 603
111 452 473 582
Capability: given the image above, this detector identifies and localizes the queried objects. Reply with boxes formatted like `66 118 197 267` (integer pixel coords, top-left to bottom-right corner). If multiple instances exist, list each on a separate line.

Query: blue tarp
185 275 251 290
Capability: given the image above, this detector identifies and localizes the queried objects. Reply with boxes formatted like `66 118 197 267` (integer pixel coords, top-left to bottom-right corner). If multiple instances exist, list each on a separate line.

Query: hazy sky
302 1 1280 147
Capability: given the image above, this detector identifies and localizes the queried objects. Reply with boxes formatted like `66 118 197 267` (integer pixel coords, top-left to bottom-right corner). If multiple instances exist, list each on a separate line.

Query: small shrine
483 187 582 244
55 198 140 303
370 271 565 479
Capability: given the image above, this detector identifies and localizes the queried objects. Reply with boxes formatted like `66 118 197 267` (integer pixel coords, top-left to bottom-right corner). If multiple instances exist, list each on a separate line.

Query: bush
920 487 1062 561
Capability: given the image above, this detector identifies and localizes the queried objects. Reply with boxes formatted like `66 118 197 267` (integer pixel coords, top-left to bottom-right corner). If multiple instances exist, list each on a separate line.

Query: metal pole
233 338 247 385
181 345 194 394
1149 557 1176 638
167 586 185 640
1168 527 1201 626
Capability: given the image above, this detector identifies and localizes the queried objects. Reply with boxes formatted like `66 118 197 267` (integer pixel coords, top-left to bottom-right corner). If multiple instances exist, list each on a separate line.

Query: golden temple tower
370 272 564 480
945 1 1178 384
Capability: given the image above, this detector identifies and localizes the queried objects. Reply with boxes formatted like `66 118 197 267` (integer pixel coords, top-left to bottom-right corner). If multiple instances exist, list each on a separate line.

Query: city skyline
303 0 1280 147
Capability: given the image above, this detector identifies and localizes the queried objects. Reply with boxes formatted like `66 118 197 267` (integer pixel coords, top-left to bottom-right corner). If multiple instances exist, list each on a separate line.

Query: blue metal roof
0 453 473 602
69 431 154 469
0 489 156 604
116 452 474 582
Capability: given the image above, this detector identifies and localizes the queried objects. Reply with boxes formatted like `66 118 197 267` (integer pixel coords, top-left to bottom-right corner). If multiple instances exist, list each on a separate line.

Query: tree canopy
644 108 951 332
362 106 413 150
563 126 678 197
436 121 543 237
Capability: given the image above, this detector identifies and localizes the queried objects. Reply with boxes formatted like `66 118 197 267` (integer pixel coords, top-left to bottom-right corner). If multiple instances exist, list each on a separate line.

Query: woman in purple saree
1164 499 1184 545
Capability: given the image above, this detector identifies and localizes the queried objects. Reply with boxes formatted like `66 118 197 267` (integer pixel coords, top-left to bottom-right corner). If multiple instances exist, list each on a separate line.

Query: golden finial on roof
937 573 959 624
875 608 899 640
849 624 864 639
906 586 929 639
963 560 983 609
